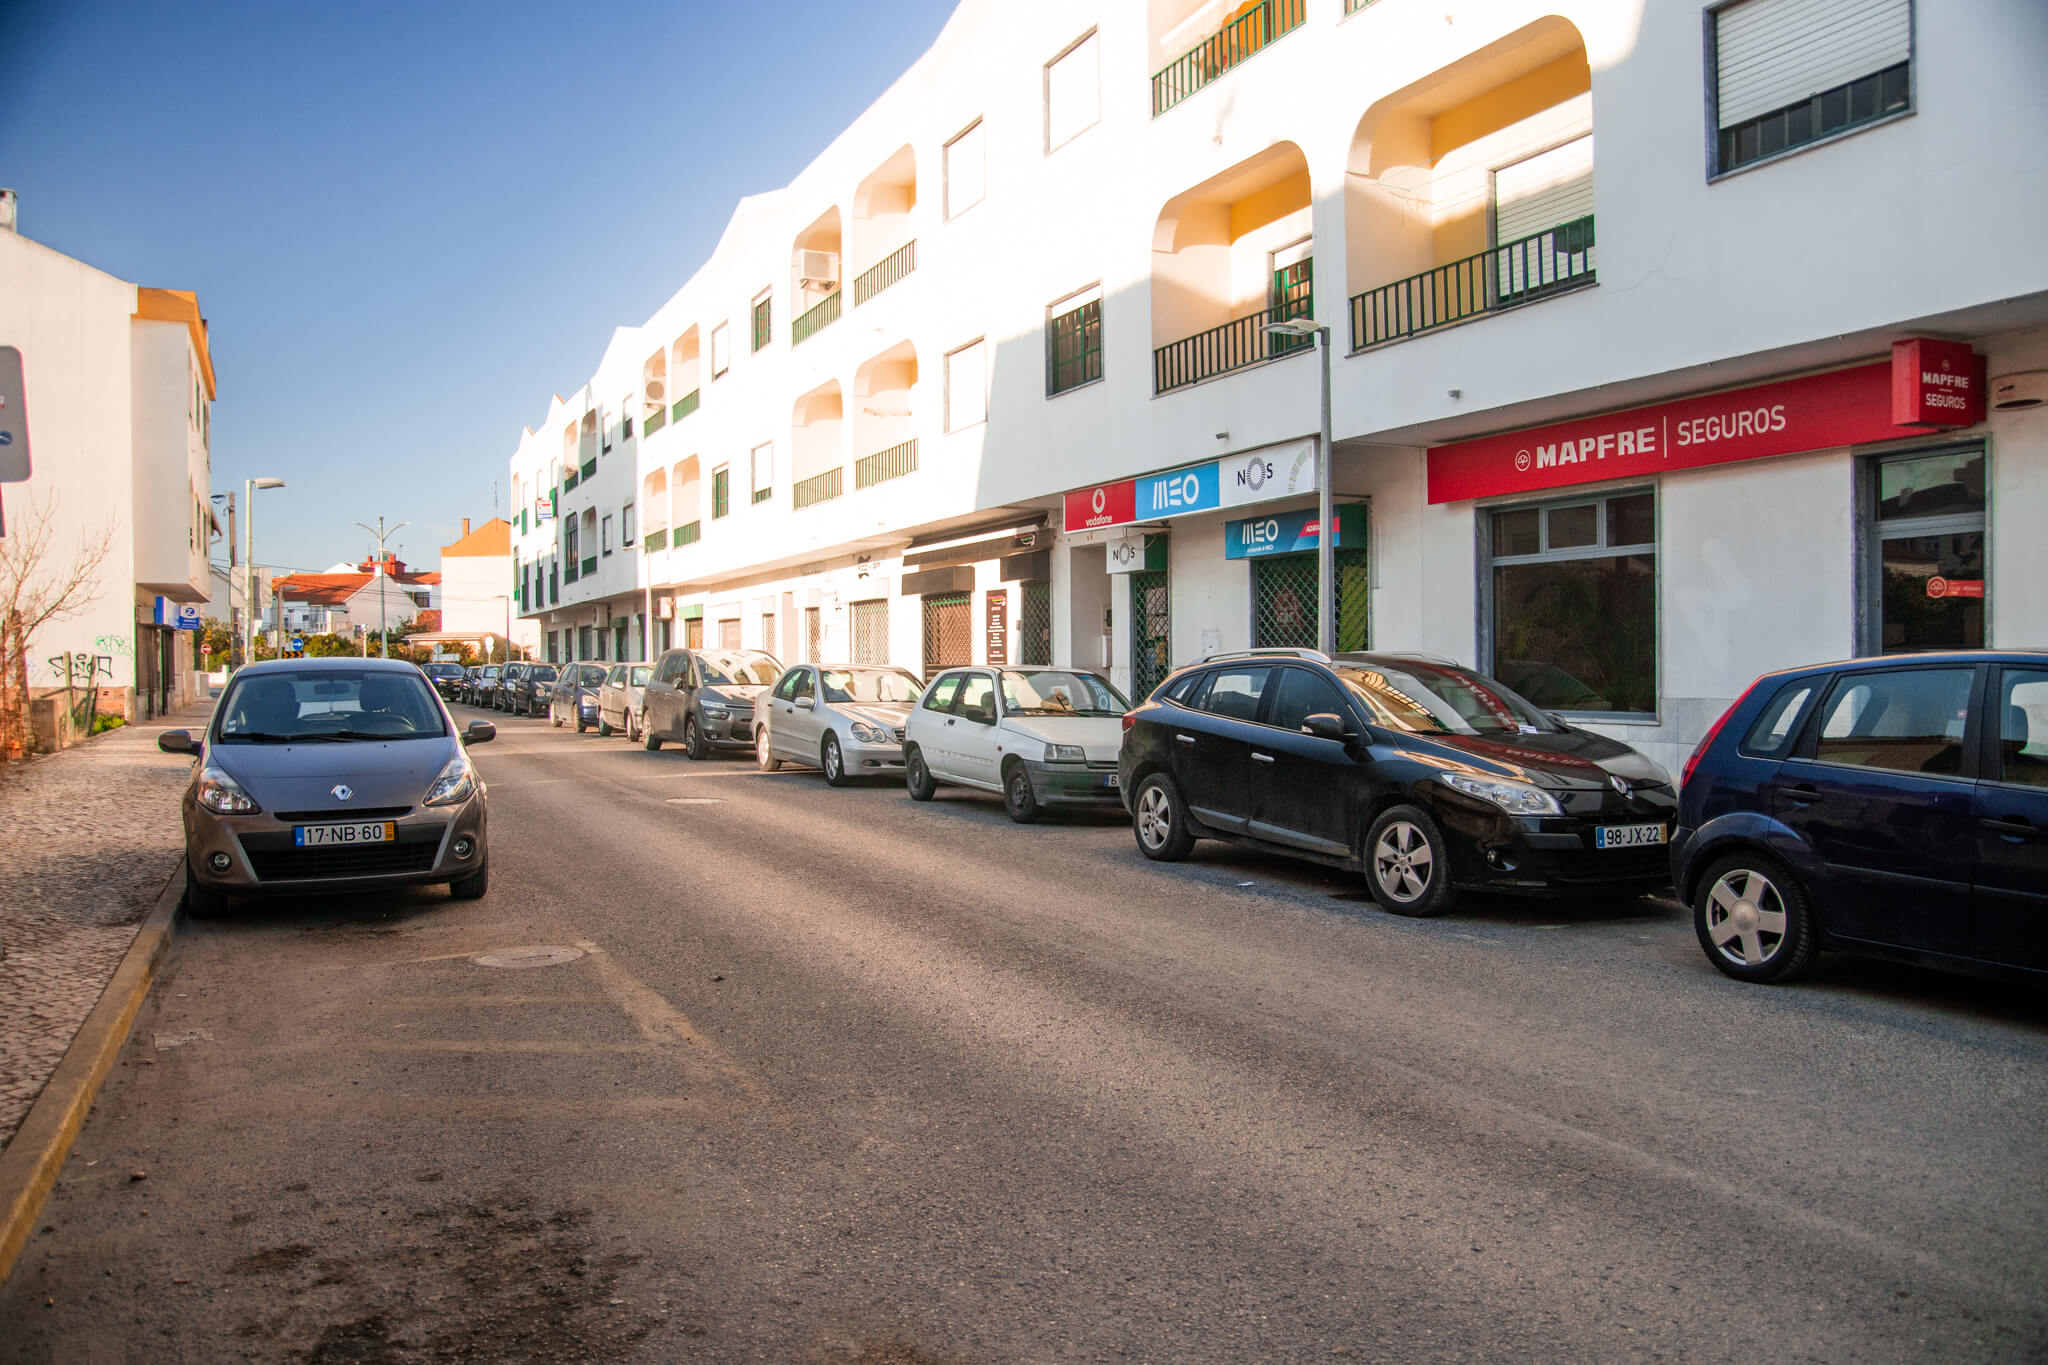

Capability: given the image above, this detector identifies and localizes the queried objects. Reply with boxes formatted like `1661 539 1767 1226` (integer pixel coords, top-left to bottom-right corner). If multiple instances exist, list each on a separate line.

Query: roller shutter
1715 0 1910 128
1493 136 1595 247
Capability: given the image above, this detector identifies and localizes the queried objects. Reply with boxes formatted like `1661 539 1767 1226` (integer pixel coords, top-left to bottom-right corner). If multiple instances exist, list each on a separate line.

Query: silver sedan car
597 661 652 740
756 663 923 785
158 658 495 915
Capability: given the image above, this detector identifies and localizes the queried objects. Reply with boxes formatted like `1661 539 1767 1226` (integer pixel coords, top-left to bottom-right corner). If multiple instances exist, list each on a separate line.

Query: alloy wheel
1135 784 1172 851
1703 868 1790 968
1372 820 1434 904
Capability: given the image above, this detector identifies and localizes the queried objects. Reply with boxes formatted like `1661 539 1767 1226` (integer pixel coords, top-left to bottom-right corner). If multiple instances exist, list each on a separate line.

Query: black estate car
422 661 467 701
506 663 558 717
1118 649 1676 915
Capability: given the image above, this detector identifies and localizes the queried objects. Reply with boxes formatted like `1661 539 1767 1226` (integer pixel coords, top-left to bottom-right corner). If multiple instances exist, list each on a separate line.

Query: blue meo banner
1224 504 1369 559
1134 461 1219 520
154 597 204 630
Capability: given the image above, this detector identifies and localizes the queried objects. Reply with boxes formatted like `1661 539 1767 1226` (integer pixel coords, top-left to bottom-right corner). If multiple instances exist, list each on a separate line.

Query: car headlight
1043 743 1087 763
849 721 890 744
196 764 260 815
423 753 478 807
1437 771 1560 815
702 704 729 718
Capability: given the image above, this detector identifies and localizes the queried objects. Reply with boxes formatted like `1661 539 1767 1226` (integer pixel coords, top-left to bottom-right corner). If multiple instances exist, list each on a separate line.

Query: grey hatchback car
158 658 495 915
642 647 782 758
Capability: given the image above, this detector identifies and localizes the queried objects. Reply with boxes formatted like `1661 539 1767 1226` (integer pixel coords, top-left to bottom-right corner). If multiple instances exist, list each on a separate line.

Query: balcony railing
1152 0 1306 116
672 388 699 422
564 559 579 584
581 556 598 578
1344 0 1378 11
793 467 844 509
853 241 916 305
643 527 668 553
1350 216 1596 351
1154 302 1315 394
563 469 580 492
674 520 701 547
580 459 597 481
643 406 667 438
792 290 843 346
855 438 918 489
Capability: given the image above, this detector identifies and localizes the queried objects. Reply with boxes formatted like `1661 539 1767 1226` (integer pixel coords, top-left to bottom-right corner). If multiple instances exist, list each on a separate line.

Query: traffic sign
290 635 305 651
0 346 28 482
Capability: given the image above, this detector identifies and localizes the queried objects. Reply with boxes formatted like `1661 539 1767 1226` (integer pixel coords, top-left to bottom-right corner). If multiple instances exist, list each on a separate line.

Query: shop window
922 593 973 674
1710 0 1911 176
1860 444 1985 655
1484 489 1655 716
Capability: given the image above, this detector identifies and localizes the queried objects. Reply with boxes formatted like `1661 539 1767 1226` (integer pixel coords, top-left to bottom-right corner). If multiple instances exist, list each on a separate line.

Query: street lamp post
243 477 285 667
352 516 412 660
1264 318 1335 654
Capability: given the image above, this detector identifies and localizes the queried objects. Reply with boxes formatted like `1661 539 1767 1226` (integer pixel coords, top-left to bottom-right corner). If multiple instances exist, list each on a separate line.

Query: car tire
1001 759 1040 824
550 700 563 728
575 709 588 733
1693 850 1819 984
1364 804 1459 918
822 732 854 788
449 864 489 900
184 864 228 918
758 726 782 772
644 722 662 752
1132 772 1197 862
684 716 707 760
905 745 936 801
626 710 640 743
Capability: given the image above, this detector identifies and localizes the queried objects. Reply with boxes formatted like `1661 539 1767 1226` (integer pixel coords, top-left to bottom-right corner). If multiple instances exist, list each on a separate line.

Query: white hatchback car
903 666 1130 822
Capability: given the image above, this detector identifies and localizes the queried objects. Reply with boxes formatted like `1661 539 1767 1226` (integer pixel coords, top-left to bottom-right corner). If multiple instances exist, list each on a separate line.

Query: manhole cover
665 797 723 805
471 945 585 969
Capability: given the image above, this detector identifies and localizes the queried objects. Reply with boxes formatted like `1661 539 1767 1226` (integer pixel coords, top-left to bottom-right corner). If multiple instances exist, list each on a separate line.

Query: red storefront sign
1427 362 1921 504
1926 576 1986 600
1891 336 1987 428
1063 478 1136 530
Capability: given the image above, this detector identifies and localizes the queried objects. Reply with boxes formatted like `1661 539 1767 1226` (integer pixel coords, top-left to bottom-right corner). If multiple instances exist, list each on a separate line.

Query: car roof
1742 648 2048 687
232 657 422 675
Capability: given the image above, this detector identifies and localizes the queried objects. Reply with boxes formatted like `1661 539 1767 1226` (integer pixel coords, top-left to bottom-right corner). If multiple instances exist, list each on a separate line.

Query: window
750 442 773 505
1812 667 1973 777
622 502 636 547
601 515 613 555
944 119 985 219
761 613 775 652
718 618 741 649
945 339 987 431
1995 670 2048 789
1047 286 1102 395
956 673 997 723
1740 681 1817 758
564 517 579 565
852 599 890 664
1711 0 1911 175
1486 489 1656 716
923 674 962 712
751 290 772 352
712 465 731 519
578 626 594 659
1199 667 1271 722
711 322 731 378
1268 668 1349 734
1862 445 1985 655
1493 136 1595 296
1045 30 1100 152
804 606 821 663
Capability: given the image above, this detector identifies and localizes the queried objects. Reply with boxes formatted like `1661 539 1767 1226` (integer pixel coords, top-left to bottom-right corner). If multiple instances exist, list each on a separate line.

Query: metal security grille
1130 570 1171 700
718 618 740 649
1018 581 1052 666
1252 549 1369 651
805 607 822 663
852 599 889 664
921 593 971 676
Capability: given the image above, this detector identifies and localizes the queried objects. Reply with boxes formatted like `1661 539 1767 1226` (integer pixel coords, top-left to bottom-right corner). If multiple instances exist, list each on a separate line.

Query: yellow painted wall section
1227 168 1311 243
133 287 216 398
1430 53 1590 163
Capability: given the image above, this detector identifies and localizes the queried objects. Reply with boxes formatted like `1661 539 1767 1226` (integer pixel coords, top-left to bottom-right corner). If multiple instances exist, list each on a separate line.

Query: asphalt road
5 705 2046 1363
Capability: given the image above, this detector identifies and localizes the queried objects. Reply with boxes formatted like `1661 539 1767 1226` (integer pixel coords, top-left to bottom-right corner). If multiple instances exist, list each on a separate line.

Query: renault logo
332 784 353 801
1609 775 1632 799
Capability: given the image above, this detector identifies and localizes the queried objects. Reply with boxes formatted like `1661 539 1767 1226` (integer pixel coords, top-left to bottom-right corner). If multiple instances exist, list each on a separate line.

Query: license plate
1103 773 1120 789
295 821 396 847
1594 823 1667 850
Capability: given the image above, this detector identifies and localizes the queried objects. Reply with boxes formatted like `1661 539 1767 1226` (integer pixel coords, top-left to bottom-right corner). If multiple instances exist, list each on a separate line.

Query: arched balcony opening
1150 141 1313 393
853 342 919 490
671 457 702 547
667 327 702 423
640 468 670 551
791 380 845 509
577 507 598 579
577 410 598 479
1149 0 1307 117
640 348 670 436
561 423 580 489
1344 16 1594 349
852 145 918 306
791 208 843 345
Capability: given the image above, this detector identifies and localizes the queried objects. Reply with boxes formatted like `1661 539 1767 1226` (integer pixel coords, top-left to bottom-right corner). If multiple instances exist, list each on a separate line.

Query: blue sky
0 0 959 578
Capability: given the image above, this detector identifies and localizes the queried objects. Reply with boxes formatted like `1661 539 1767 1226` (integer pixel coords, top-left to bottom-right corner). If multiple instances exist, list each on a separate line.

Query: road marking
367 995 611 1009
360 1040 653 1054
573 939 776 1118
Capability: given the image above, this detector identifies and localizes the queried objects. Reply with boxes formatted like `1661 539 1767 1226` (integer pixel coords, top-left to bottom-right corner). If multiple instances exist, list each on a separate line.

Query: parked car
597 662 653 740
1673 649 2048 985
467 664 500 707
904 666 1128 821
549 662 610 732
642 648 783 757
156 657 494 914
490 663 525 711
758 663 923 784
1119 649 1676 916
422 661 467 702
506 663 557 717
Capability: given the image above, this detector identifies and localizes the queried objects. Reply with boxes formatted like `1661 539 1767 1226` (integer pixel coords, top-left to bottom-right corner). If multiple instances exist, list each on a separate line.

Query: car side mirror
1303 713 1350 742
157 730 198 755
463 721 496 746
796 696 815 710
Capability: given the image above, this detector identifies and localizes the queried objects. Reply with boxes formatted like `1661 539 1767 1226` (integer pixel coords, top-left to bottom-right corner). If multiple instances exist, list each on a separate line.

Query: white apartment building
0 212 218 719
506 0 2048 773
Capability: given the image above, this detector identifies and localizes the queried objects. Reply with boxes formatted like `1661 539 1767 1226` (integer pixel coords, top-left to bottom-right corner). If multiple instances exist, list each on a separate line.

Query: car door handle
1783 784 1822 806
947 717 956 726
1251 752 1275 764
1174 734 1196 745
1980 817 2038 839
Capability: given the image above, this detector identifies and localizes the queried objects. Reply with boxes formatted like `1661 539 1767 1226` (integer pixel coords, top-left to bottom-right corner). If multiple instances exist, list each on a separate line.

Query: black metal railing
856 438 917 489
792 291 841 345
643 406 667 437
1349 216 1595 350
642 527 668 553
792 467 843 509
1151 0 1306 116
672 388 699 422
853 241 916 305
1154 302 1315 394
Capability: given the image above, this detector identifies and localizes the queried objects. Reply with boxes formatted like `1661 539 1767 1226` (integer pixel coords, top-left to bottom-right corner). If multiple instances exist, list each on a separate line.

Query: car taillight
1121 713 1139 734
1681 683 1757 791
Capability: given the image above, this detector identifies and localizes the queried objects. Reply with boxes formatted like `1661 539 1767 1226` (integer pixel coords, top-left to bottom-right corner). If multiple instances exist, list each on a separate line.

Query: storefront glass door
1864 445 1987 654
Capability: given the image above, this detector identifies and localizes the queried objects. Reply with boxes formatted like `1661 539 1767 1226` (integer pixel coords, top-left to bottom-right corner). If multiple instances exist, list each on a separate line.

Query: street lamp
1264 317 1335 655
244 477 285 666
352 516 412 660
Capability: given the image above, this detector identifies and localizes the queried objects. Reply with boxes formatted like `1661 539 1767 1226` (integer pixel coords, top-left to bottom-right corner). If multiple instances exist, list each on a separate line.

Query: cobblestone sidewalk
0 700 209 1152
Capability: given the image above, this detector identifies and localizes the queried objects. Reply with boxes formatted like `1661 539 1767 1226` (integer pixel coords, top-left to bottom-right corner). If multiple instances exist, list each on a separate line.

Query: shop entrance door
1252 550 1369 652
1862 444 1987 654
1129 570 1171 699
685 617 703 650
921 593 971 677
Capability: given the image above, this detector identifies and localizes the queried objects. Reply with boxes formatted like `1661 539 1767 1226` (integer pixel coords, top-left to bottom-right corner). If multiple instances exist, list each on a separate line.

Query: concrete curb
0 862 184 1287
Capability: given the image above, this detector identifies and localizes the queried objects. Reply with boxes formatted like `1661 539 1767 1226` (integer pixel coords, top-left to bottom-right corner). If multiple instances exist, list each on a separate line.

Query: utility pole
352 516 410 660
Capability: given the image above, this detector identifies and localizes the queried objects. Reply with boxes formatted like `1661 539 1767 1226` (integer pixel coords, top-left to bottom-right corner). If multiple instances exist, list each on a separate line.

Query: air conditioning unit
645 378 665 402
798 250 839 288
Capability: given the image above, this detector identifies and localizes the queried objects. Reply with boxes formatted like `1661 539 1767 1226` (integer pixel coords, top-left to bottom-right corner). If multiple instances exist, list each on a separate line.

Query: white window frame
944 338 988 432
944 118 986 220
1044 30 1101 154
622 501 636 547
711 321 731 378
601 514 613 555
750 441 773 504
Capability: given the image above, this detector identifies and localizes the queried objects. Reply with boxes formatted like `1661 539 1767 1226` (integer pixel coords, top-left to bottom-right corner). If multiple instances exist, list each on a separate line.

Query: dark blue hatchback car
1673 650 2048 985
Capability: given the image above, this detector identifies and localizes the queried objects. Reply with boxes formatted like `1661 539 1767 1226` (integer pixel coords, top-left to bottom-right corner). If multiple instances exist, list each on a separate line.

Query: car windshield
577 665 608 685
629 666 652 687
820 668 922 704
1335 662 1559 737
699 651 780 686
481 668 500 679
528 666 558 683
426 664 464 679
217 669 448 743
999 669 1128 717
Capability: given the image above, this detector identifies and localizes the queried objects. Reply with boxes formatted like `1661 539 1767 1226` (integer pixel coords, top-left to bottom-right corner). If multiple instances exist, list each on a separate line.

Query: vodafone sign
1426 362 1933 505
1063 478 1136 530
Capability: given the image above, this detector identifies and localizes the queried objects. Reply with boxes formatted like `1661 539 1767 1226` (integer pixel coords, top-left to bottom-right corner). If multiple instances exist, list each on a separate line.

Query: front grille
273 807 412 823
1546 843 1671 885
247 840 440 882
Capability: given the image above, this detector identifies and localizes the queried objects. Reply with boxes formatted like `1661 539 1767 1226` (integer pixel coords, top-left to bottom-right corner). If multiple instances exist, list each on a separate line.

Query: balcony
563 469 580 492
643 527 668 553
580 459 597 481
792 290 843 346
793 468 843 509
674 520 701 547
1349 217 1595 351
853 241 916 305
581 556 598 578
1154 301 1313 394
564 559 579 585
1152 0 1305 117
643 406 667 438
671 388 699 422
855 438 917 489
